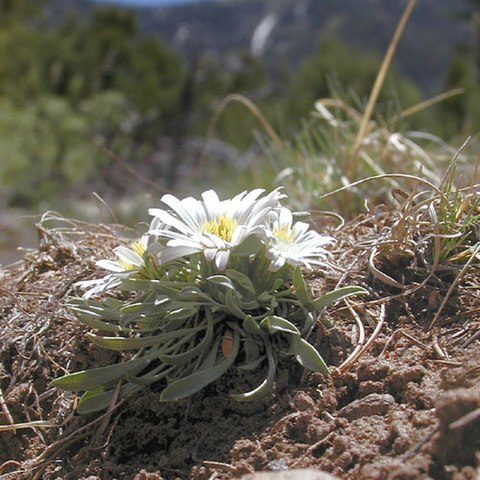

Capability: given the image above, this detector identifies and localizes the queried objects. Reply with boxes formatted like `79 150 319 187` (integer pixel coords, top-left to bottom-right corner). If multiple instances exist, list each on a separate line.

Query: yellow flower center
203 215 237 241
274 226 294 242
118 239 146 271
130 239 146 256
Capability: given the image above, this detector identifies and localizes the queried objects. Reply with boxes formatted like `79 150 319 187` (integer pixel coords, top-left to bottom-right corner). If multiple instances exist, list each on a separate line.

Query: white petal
204 248 217 262
159 245 200 264
96 259 124 272
201 190 221 219
149 208 195 235
278 207 293 229
230 225 248 245
161 194 202 232
114 246 143 267
269 255 286 272
215 250 230 271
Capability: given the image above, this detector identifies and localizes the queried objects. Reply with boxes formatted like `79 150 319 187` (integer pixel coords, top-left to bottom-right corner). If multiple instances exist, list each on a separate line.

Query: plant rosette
52 188 366 414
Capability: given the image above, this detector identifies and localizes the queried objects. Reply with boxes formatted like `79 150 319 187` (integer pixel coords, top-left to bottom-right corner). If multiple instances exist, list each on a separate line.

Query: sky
96 0 206 6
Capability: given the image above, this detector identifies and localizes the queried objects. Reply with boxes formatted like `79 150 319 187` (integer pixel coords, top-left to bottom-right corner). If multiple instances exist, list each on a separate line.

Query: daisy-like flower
266 207 334 272
97 235 149 273
78 235 150 298
148 188 285 271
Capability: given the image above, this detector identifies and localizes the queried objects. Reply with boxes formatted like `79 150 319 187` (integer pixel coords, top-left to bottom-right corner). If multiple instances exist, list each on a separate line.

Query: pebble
240 469 340 480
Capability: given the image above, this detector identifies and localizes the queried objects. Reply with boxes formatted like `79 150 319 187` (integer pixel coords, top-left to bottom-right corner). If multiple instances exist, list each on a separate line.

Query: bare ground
0 210 479 480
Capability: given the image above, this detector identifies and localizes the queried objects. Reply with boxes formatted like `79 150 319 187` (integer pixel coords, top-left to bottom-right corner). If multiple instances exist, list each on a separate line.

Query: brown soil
0 212 479 480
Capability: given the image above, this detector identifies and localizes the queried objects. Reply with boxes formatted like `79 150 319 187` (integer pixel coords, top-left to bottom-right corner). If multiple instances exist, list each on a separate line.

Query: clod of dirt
337 393 395 420
432 385 480 466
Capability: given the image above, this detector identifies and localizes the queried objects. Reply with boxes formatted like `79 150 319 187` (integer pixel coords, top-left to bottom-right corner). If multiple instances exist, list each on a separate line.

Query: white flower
148 188 285 271
75 235 150 298
97 234 149 273
266 207 334 272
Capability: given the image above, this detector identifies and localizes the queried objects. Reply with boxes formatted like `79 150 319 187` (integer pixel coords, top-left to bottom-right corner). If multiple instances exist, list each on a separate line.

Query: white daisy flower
266 207 334 272
97 234 149 273
148 188 285 271
78 234 152 298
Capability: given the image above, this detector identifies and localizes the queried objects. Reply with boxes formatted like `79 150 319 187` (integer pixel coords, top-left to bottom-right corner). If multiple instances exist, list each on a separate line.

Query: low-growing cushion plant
52 188 366 414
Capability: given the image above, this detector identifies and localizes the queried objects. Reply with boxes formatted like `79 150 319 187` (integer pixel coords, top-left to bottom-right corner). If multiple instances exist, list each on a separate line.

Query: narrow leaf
243 315 261 334
225 269 256 295
51 356 151 391
290 335 329 375
207 275 236 290
77 383 138 415
260 315 300 335
159 331 240 402
232 340 276 401
312 286 368 310
293 266 313 308
232 234 262 256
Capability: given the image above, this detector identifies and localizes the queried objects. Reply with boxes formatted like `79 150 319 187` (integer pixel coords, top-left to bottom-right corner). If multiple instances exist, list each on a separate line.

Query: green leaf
293 266 313 308
224 290 246 319
289 335 329 375
225 269 256 295
231 234 263 256
77 383 138 415
71 309 122 332
51 356 152 392
260 315 300 335
159 331 240 402
86 326 199 351
312 286 368 310
207 275 236 290
159 311 214 365
243 314 261 334
232 339 276 401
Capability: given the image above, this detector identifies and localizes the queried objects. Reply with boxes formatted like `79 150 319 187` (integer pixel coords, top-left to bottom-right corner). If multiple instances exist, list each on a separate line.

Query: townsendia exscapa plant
52 188 366 413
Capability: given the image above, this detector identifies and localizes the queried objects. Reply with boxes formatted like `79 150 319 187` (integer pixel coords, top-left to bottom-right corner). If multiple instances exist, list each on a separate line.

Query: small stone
239 469 340 480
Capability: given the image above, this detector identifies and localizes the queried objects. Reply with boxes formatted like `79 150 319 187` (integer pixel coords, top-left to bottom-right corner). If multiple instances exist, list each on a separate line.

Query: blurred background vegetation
0 0 479 262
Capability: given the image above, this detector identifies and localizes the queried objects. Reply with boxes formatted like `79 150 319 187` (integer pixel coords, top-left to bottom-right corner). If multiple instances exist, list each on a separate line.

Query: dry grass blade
198 93 283 170
368 246 405 290
348 0 418 178
394 87 465 122
429 242 480 330
0 421 53 432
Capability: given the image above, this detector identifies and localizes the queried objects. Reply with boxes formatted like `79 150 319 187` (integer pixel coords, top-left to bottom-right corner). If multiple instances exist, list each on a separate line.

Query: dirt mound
0 213 479 479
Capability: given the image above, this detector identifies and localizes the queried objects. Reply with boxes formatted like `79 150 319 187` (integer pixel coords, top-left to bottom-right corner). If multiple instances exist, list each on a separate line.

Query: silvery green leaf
207 275 236 291
225 269 256 295
312 286 368 310
272 278 284 290
243 315 261 334
70 308 122 332
159 331 240 402
289 335 329 375
231 234 263 256
260 316 300 335
242 299 260 310
293 266 313 309
181 287 217 304
237 354 266 371
232 340 276 401
77 383 138 415
159 312 213 365
163 307 198 322
225 290 246 319
51 356 153 391
257 291 272 302
86 326 199 351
